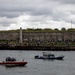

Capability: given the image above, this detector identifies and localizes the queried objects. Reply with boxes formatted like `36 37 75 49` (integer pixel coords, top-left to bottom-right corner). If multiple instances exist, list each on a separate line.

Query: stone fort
0 27 75 46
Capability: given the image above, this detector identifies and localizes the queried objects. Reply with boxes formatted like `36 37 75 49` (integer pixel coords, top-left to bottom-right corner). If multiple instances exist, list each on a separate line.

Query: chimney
20 27 22 44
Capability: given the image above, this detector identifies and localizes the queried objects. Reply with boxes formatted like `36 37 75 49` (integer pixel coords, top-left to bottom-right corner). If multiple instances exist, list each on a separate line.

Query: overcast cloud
0 0 75 30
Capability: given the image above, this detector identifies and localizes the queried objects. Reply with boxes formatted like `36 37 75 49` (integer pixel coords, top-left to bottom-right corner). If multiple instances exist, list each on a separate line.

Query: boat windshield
43 52 54 56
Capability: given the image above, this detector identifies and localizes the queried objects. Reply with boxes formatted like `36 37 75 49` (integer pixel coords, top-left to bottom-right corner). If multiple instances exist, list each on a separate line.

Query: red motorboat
0 57 28 67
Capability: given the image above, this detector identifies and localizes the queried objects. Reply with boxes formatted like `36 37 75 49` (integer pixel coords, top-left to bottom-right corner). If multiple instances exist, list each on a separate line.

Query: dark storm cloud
52 0 75 4
0 4 34 17
0 0 34 17
0 0 74 18
0 0 57 18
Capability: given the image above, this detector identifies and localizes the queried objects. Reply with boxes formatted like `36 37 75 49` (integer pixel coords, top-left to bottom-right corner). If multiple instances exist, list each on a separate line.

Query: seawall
0 45 75 51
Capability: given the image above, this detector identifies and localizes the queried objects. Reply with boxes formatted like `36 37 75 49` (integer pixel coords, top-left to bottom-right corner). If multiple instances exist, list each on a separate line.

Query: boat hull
34 56 64 60
0 61 27 67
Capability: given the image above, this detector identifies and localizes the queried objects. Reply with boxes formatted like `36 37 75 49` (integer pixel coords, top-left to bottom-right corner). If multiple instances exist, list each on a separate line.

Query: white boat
34 52 64 60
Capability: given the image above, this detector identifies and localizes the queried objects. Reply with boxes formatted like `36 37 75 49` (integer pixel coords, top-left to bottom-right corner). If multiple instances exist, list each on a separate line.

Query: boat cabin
43 52 54 57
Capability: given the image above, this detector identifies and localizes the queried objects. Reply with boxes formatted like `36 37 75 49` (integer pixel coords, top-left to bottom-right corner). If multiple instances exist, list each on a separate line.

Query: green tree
54 28 59 31
61 27 66 31
67 28 75 32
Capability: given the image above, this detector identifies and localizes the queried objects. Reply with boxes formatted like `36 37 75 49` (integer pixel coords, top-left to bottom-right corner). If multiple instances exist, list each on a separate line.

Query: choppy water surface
0 50 75 75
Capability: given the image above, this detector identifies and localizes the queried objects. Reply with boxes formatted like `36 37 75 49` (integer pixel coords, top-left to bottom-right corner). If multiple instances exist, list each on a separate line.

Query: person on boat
6 57 16 62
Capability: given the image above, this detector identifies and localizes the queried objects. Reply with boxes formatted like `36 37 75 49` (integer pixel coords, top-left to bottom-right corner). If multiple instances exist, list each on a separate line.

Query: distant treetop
0 28 75 32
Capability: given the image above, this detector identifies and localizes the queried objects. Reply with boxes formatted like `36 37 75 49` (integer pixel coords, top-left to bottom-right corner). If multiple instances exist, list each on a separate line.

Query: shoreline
0 45 75 51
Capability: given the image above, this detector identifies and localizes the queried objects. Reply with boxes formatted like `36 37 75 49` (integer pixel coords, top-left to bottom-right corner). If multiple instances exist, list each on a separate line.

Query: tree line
0 27 75 32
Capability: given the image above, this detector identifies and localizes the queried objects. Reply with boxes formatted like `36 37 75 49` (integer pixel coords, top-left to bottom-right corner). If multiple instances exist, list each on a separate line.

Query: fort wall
0 31 75 42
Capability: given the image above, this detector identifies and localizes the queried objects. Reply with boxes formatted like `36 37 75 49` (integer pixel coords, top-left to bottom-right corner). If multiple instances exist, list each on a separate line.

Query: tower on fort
19 27 23 44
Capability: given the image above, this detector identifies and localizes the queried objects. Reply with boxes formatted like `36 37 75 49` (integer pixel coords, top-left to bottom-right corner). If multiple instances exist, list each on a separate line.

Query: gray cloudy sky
0 0 75 30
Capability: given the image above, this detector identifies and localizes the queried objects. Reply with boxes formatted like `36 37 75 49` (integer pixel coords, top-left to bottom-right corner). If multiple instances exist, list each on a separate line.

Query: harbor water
0 50 75 75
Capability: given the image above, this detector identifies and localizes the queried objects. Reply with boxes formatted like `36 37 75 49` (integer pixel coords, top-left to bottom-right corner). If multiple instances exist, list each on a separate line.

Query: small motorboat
34 52 64 60
0 57 28 67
